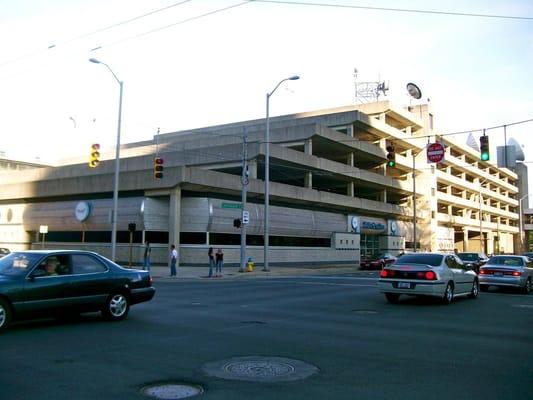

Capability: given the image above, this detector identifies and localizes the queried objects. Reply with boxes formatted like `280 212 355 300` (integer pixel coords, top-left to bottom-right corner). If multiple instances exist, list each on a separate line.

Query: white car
479 255 532 294
377 253 479 304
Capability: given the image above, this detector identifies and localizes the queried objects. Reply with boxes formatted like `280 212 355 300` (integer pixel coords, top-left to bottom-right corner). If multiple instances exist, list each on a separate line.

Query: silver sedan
479 255 532 294
377 253 478 304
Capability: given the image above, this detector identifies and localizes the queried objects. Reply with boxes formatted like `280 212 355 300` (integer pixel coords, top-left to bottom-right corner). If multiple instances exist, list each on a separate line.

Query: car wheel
522 279 531 295
442 283 454 304
102 292 130 321
468 280 479 299
385 293 400 304
480 285 489 292
0 299 12 333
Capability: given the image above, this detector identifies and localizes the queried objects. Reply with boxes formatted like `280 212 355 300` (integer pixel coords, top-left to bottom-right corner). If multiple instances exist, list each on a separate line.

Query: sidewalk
146 264 377 281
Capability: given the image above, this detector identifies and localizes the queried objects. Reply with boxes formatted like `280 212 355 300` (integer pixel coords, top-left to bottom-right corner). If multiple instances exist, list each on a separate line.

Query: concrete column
304 172 312 189
381 189 388 203
462 227 469 251
347 124 354 138
248 159 258 179
347 182 355 197
487 231 494 255
347 152 354 167
304 139 313 155
169 186 181 268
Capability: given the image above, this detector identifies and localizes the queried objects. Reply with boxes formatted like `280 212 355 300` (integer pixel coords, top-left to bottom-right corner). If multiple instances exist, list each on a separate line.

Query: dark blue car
0 250 155 332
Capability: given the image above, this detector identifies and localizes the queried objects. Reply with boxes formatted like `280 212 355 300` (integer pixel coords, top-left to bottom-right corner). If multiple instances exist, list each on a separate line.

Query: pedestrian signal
89 143 100 168
386 145 396 167
480 135 490 161
153 157 164 179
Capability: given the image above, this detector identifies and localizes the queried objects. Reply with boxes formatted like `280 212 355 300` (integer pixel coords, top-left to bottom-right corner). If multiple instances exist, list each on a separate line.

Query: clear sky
1 0 532 170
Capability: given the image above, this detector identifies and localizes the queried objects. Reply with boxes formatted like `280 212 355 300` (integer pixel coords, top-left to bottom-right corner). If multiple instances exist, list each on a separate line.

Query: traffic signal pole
412 152 417 252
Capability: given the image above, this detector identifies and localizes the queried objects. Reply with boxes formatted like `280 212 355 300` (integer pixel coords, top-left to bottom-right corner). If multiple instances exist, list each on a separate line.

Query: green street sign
221 202 242 209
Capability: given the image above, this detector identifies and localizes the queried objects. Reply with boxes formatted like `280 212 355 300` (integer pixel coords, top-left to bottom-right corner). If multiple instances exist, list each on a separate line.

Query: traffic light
153 157 164 179
386 145 396 167
479 135 490 161
88 143 100 168
233 218 242 228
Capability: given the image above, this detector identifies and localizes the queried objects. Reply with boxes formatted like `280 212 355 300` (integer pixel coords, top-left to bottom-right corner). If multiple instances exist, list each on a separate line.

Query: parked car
522 252 533 261
479 255 532 294
457 252 488 273
0 248 10 258
360 253 396 270
0 250 156 332
377 252 478 304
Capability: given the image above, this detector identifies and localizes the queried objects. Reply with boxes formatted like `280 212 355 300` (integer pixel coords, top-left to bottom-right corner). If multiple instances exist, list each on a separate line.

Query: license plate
494 272 503 277
398 282 411 289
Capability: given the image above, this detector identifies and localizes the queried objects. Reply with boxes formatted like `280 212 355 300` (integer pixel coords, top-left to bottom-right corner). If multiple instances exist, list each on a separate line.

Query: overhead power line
0 0 194 68
249 0 533 20
91 1 253 51
65 0 194 46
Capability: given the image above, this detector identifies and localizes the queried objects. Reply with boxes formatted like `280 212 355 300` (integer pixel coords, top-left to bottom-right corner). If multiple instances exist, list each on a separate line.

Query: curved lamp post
89 58 123 262
263 75 299 271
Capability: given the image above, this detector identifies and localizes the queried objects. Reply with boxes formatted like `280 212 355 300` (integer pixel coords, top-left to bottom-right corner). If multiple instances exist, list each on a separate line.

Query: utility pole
240 128 249 272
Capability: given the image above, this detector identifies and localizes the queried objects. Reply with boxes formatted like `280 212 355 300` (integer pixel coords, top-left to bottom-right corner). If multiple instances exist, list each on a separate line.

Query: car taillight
425 271 436 280
479 269 487 275
511 271 521 277
150 276 154 285
380 269 388 278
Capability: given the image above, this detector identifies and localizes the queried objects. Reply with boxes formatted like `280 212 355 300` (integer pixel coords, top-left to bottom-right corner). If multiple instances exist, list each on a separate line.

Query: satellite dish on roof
508 137 525 161
406 82 422 99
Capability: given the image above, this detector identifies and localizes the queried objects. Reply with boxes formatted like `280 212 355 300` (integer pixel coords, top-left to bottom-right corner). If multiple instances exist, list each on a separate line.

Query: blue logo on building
362 221 385 231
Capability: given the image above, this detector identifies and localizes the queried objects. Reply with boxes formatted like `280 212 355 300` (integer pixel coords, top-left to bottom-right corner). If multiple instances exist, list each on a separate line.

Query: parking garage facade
0 101 520 266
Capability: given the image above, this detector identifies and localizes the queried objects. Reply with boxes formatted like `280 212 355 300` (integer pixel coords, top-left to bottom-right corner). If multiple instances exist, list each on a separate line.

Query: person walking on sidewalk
208 247 215 278
143 241 151 271
170 244 178 277
215 248 224 277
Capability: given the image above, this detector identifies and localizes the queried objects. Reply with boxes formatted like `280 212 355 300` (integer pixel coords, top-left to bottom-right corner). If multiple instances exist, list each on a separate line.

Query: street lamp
89 57 124 262
263 75 299 272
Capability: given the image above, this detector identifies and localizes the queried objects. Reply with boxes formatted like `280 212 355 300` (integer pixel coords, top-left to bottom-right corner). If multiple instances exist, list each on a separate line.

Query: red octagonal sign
427 142 445 163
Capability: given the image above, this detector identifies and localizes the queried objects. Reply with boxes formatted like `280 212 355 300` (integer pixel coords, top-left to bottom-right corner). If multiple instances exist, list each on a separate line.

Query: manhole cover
203 356 318 382
141 383 203 399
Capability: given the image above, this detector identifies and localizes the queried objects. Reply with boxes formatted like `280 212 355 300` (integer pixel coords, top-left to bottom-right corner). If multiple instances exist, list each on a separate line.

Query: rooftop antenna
354 67 389 104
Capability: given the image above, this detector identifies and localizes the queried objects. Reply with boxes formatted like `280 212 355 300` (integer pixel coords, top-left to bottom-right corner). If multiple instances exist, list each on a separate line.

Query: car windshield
394 254 443 266
487 256 524 267
458 253 478 261
0 252 42 276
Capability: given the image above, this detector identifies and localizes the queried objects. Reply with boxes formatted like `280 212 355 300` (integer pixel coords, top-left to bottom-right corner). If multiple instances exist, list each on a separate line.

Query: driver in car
44 258 59 276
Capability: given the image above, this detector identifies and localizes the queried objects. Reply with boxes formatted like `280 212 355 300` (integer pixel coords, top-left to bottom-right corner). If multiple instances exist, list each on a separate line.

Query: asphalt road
1 275 532 400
